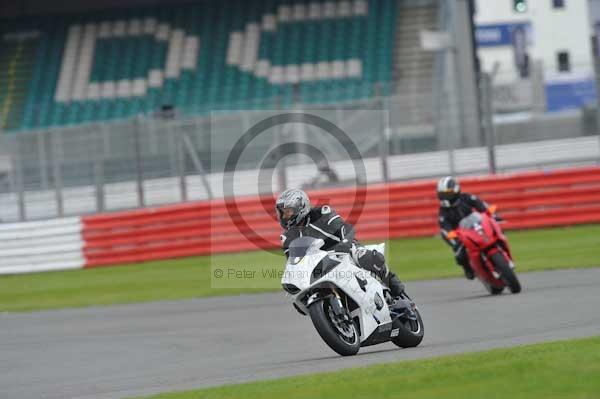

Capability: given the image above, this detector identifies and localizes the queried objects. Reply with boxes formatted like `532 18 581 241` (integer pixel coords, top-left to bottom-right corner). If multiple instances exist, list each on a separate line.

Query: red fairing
454 211 513 289
489 215 513 261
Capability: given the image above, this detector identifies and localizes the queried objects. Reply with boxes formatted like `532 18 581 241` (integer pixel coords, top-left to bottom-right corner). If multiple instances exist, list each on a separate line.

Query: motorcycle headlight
282 283 300 294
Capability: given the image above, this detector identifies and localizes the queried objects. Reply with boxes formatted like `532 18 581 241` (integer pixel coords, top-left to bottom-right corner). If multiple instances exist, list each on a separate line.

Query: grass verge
134 336 600 399
1 224 599 312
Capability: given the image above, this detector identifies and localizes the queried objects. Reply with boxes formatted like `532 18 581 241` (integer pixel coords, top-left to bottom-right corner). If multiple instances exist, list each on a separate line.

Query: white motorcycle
281 236 424 356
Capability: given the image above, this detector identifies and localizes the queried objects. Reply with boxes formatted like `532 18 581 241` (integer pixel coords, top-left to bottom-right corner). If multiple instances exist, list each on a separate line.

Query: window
557 51 570 72
553 0 565 9
513 0 527 13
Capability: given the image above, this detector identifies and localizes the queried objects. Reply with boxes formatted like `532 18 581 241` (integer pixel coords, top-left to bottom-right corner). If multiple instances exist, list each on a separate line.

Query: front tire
308 298 360 356
490 252 521 294
485 283 504 295
391 307 424 348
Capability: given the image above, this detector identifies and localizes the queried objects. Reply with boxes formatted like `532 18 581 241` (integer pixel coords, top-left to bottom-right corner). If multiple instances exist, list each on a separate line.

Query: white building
474 0 596 111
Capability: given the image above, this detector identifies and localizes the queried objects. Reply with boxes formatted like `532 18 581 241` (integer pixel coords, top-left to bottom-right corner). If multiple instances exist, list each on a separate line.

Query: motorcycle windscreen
282 237 326 291
459 212 483 229
287 237 325 264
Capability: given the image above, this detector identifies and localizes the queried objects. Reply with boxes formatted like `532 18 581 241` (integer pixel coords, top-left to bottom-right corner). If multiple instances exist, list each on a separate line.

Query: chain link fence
1 78 600 222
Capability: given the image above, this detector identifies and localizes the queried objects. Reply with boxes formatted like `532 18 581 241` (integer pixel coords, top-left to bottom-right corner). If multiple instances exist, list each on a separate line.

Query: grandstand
0 0 421 131
0 0 447 224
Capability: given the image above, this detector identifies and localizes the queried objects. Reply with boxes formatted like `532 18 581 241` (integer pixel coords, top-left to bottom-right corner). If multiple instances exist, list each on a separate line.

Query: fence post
167 121 178 179
38 131 49 189
11 137 26 221
480 73 497 174
93 125 105 212
380 92 390 182
275 96 287 192
442 90 457 176
181 132 212 199
177 126 188 202
51 130 64 217
133 117 145 207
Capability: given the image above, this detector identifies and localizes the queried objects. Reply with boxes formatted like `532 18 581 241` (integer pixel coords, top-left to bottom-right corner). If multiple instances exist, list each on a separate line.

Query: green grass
1 224 600 312
135 336 600 399
390 224 600 281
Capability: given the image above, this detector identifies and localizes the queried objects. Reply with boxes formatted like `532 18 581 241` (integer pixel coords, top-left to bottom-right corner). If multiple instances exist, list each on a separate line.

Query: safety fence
1 166 600 273
2 135 599 222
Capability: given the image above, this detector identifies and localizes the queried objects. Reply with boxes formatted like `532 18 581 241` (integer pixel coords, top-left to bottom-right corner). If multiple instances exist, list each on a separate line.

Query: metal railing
1 76 599 222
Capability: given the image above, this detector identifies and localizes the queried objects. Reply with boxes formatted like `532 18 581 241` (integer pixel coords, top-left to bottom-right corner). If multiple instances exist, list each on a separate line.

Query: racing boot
385 272 416 321
460 263 475 280
386 271 405 298
455 246 475 280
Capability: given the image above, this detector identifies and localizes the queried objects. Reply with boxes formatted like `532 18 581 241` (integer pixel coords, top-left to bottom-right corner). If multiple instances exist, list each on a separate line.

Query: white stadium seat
182 36 199 70
269 66 284 84
254 59 270 78
87 83 101 99
128 19 141 36
332 61 345 78
353 0 368 16
316 62 330 80
165 29 184 78
98 21 112 38
143 17 157 34
301 63 315 81
346 59 362 77
337 1 352 17
155 23 170 41
113 20 126 37
285 64 300 84
308 3 322 20
323 2 336 18
101 81 116 98
148 69 164 88
226 32 243 65
277 5 292 22
293 4 306 21
261 14 276 31
116 79 132 98
240 23 260 72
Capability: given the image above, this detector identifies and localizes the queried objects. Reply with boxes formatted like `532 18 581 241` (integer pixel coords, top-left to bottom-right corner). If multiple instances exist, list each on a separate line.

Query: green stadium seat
0 0 397 130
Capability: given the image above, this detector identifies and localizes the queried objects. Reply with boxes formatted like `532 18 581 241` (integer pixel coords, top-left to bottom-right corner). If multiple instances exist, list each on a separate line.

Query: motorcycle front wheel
309 298 360 356
490 252 521 294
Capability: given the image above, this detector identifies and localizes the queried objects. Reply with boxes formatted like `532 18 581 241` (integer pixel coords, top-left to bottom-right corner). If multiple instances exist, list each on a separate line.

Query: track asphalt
1 268 599 399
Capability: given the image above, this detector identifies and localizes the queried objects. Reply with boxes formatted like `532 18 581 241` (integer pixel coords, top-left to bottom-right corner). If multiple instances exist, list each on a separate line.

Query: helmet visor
281 207 296 220
438 190 459 206
276 205 299 227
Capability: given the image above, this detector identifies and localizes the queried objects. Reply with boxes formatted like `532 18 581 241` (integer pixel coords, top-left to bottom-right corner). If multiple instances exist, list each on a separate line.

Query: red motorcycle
447 206 521 295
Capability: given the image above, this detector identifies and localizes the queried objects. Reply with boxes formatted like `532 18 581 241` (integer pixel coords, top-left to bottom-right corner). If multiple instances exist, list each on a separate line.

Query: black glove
493 214 505 223
333 239 353 254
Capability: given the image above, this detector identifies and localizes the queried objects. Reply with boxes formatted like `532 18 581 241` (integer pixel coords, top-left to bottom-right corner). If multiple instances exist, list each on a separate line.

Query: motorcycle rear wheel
391 307 424 348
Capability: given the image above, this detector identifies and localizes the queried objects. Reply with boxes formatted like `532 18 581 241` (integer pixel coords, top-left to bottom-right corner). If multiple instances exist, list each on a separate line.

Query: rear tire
391 307 424 348
309 298 360 356
490 252 521 294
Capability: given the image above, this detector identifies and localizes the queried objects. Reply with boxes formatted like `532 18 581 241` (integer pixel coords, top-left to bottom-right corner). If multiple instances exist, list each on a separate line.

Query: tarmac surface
1 268 599 399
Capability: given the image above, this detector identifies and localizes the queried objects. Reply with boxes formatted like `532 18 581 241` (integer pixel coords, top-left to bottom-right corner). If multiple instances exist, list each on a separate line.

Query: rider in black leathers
437 176 498 279
276 188 405 297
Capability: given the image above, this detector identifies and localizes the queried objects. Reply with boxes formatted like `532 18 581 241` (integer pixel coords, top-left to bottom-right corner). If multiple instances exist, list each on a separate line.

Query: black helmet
437 176 461 207
276 189 311 229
